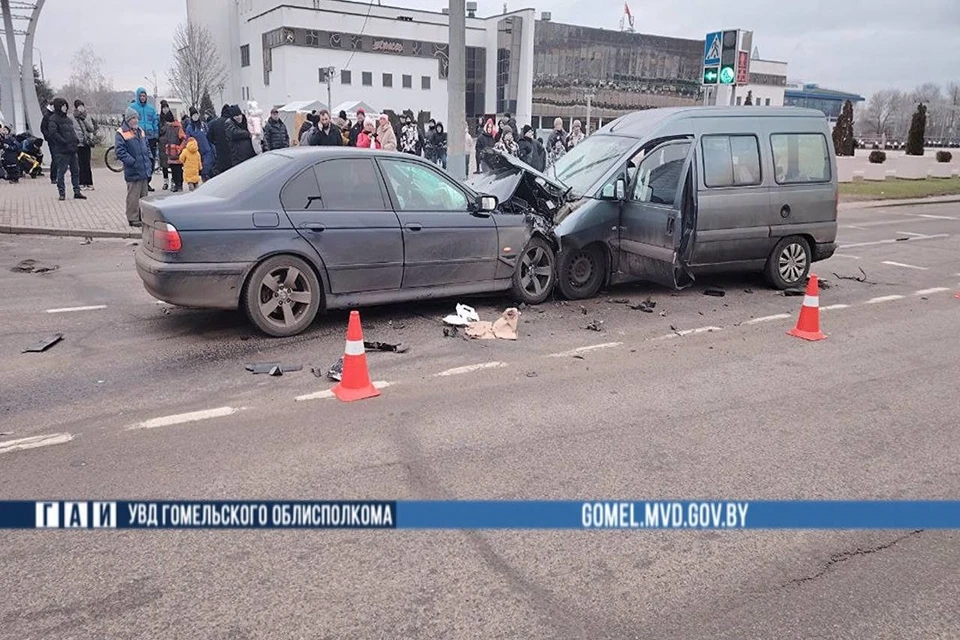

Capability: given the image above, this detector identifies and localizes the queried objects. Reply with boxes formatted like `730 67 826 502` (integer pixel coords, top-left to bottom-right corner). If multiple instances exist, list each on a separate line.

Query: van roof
600 106 827 138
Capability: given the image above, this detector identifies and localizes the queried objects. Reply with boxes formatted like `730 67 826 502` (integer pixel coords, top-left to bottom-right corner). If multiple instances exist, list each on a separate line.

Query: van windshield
550 135 637 197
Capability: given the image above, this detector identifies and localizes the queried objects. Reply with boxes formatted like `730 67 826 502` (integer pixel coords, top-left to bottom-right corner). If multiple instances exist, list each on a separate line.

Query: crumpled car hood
466 151 570 232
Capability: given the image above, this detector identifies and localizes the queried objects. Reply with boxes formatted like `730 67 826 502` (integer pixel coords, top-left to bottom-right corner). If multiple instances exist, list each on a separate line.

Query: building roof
600 106 827 138
784 84 865 102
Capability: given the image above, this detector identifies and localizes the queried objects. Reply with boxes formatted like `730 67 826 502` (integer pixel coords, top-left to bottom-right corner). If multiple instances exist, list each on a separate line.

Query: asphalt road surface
2 201 960 639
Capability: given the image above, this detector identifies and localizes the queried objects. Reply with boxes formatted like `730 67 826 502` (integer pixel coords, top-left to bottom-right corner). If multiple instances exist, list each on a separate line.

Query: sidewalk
0 167 139 238
838 194 960 211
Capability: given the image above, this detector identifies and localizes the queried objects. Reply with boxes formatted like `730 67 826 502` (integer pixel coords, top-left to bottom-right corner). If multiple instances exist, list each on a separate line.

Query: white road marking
128 406 240 430
882 261 929 271
548 342 623 358
914 287 950 296
821 304 850 311
655 326 722 340
865 295 905 304
840 234 948 249
912 214 957 220
895 231 926 237
436 362 508 377
745 314 791 325
295 381 392 402
0 433 74 454
833 253 861 260
45 305 107 314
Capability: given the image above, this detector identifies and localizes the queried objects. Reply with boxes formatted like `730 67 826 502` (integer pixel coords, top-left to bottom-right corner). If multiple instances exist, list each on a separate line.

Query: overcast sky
35 0 959 99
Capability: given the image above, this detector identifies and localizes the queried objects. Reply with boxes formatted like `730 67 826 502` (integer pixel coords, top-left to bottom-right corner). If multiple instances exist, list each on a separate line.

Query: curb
0 225 139 240
839 196 960 211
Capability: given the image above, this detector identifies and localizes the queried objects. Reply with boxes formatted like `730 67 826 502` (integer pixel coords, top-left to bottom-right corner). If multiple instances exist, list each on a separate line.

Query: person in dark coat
517 125 546 172
40 102 57 184
207 104 232 176
46 97 86 201
114 107 153 227
262 107 289 151
73 99 98 189
475 118 497 173
297 110 316 143
224 105 256 167
185 106 216 181
348 108 366 146
308 110 343 146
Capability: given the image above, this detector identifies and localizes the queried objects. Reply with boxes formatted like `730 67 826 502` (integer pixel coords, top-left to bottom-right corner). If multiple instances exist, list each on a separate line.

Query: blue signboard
704 31 721 66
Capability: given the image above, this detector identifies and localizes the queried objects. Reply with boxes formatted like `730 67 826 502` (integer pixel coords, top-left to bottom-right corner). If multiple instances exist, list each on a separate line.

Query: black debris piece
572 354 586 360
659 311 667 317
698 311 704 316
818 279 832 289
921 296 929 300
364 341 409 353
833 267 868 283
12 259 59 274
583 320 603 331
327 357 344 381
245 362 303 375
443 327 459 338
703 288 726 297
526 371 538 378
669 325 677 331
783 288 805 296
743 289 754 294
239 336 250 341
580 305 588 315
896 237 910 241
79 237 92 245
607 298 630 304
518 302 528 310
23 333 63 353
630 297 657 313
388 320 406 330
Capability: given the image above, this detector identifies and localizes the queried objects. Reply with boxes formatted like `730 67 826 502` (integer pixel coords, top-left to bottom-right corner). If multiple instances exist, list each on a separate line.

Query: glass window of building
240 45 250 67
362 71 373 86
382 73 393 88
341 70 351 85
421 76 431 90
402 74 412 89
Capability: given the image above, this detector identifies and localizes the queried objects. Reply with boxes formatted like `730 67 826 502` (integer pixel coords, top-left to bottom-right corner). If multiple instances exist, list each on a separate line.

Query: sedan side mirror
601 179 626 201
478 195 498 212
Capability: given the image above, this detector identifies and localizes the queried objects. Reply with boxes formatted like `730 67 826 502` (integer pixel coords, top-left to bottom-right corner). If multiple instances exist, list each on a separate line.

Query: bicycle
104 145 162 174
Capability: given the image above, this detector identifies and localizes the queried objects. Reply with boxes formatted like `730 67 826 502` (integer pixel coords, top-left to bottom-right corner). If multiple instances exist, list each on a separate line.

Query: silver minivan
540 106 838 297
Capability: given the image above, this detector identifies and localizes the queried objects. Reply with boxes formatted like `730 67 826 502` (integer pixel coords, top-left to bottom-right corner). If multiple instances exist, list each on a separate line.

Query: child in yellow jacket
179 138 203 191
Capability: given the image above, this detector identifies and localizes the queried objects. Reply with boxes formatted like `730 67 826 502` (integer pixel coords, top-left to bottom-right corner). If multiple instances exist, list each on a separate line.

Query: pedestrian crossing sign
704 32 721 66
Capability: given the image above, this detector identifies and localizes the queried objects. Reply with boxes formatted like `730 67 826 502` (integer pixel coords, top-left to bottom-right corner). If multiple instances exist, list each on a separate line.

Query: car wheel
765 236 811 289
557 244 606 300
512 237 555 305
243 255 322 337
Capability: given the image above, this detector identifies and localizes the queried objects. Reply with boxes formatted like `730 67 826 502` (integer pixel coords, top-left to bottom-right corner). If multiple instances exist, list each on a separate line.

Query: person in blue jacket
115 107 153 227
129 87 159 191
185 106 216 181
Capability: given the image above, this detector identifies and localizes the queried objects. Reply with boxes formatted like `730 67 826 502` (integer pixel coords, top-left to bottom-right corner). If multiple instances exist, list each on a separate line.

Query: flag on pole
624 2 635 27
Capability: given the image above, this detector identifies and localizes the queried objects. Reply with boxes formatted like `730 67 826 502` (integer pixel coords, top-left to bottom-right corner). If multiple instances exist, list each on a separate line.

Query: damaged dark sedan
135 147 567 337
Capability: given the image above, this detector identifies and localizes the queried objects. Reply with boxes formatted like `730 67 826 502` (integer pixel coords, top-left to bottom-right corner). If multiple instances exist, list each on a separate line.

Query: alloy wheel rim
258 266 312 329
778 243 807 284
520 247 553 296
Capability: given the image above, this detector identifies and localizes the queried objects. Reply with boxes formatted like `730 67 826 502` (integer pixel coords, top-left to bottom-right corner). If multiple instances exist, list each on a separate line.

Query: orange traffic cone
787 274 826 341
332 310 381 402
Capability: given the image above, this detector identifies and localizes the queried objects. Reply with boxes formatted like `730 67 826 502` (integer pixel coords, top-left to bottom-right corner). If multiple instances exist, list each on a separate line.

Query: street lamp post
446 0 466 179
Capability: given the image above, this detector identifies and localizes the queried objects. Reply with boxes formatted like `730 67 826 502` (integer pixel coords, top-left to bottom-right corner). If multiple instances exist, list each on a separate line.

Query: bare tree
64 44 114 115
167 23 228 110
864 89 898 136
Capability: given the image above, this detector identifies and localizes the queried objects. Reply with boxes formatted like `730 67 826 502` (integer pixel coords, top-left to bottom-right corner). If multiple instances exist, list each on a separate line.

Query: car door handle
780 205 791 219
404 223 423 232
666 213 676 235
303 223 325 232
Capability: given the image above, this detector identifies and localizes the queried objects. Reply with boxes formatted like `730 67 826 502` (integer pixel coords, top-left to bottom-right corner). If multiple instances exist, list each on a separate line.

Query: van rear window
701 135 761 188
770 134 831 184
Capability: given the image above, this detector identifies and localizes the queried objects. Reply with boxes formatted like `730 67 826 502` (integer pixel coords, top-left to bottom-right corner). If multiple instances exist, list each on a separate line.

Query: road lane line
655 326 722 340
914 287 950 296
865 295 905 304
745 314 791 325
549 342 623 358
895 231 926 237
295 381 391 401
833 253 861 259
45 305 107 313
840 234 949 248
436 362 508 377
912 214 957 220
821 304 850 311
0 433 74 454
882 261 929 270
128 406 241 430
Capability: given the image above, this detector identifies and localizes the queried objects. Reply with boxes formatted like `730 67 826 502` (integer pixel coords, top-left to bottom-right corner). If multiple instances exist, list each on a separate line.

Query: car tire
765 236 811 289
243 255 322 337
557 244 606 300
511 237 556 305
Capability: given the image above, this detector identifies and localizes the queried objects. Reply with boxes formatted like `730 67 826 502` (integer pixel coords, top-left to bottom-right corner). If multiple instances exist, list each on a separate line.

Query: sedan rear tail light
153 223 182 252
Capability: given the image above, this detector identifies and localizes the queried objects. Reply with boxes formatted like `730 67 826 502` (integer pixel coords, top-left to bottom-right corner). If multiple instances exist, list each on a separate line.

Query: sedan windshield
550 135 637 196
199 153 291 198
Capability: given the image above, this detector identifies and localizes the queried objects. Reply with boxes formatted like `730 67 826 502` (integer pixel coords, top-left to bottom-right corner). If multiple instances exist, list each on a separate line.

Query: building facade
186 0 536 125
531 17 703 130
783 84 865 120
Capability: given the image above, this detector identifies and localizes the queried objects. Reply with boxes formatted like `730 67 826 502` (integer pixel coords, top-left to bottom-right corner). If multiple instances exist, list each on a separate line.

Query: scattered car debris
607 298 630 304
782 288 805 296
833 267 868 283
364 341 409 353
818 279 833 289
466 308 521 340
896 236 910 241
22 333 63 353
630 298 656 313
388 320 406 330
127 241 139 247
245 362 303 375
442 327 460 338
518 302 527 310
12 259 59 274
572 354 586 360
443 303 480 326
659 311 667 317
79 237 92 245
670 325 677 331
703 288 726 297
580 305 588 315
526 371 538 378
239 336 250 341
743 289 754 294
583 319 603 332
326 357 344 381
